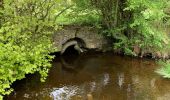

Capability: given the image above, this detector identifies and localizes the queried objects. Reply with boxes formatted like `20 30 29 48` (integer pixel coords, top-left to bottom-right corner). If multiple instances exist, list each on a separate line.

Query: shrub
0 0 58 99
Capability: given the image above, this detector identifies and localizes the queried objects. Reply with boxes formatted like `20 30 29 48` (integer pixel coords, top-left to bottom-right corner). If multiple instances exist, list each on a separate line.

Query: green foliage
156 61 170 78
113 0 170 56
55 0 102 26
56 7 101 25
0 0 59 99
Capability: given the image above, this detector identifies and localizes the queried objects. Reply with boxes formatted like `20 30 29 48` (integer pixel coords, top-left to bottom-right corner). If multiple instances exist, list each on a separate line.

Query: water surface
7 53 170 100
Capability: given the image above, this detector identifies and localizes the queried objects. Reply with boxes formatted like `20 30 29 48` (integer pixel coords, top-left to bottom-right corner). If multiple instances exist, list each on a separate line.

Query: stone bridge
53 26 112 54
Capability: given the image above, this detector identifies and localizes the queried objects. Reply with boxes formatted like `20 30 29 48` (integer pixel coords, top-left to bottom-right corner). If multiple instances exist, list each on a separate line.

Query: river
6 52 170 100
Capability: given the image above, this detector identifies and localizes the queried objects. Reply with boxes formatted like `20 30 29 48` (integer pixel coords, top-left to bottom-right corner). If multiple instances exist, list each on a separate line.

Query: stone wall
53 26 112 53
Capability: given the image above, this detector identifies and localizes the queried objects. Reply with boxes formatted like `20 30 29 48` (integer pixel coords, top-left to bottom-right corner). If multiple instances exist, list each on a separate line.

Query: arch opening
62 45 79 56
60 38 87 55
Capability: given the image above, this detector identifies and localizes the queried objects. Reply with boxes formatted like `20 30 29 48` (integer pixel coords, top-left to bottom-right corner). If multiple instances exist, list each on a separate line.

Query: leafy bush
0 0 59 99
113 0 170 56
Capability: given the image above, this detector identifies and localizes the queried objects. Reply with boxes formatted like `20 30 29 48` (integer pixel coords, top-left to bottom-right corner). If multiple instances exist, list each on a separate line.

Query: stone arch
60 38 86 55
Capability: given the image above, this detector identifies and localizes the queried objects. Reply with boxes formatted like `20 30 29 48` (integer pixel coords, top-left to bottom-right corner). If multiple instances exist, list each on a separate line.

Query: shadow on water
6 52 170 100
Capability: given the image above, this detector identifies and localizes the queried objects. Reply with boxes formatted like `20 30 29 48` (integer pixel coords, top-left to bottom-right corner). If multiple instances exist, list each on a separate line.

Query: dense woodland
0 0 170 99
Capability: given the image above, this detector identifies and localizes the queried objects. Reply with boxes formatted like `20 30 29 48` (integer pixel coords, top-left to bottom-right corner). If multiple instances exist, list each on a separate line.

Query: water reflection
118 73 124 88
6 53 170 100
50 73 110 100
50 86 78 100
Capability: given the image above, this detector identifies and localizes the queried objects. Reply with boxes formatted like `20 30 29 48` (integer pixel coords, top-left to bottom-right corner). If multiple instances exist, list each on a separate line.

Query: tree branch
54 5 74 22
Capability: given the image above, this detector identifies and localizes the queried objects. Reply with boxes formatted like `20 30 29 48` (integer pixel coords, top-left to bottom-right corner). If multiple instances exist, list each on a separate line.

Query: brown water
6 53 170 100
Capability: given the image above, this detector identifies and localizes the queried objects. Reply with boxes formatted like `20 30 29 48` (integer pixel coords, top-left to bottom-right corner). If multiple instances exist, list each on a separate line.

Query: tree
0 0 61 99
